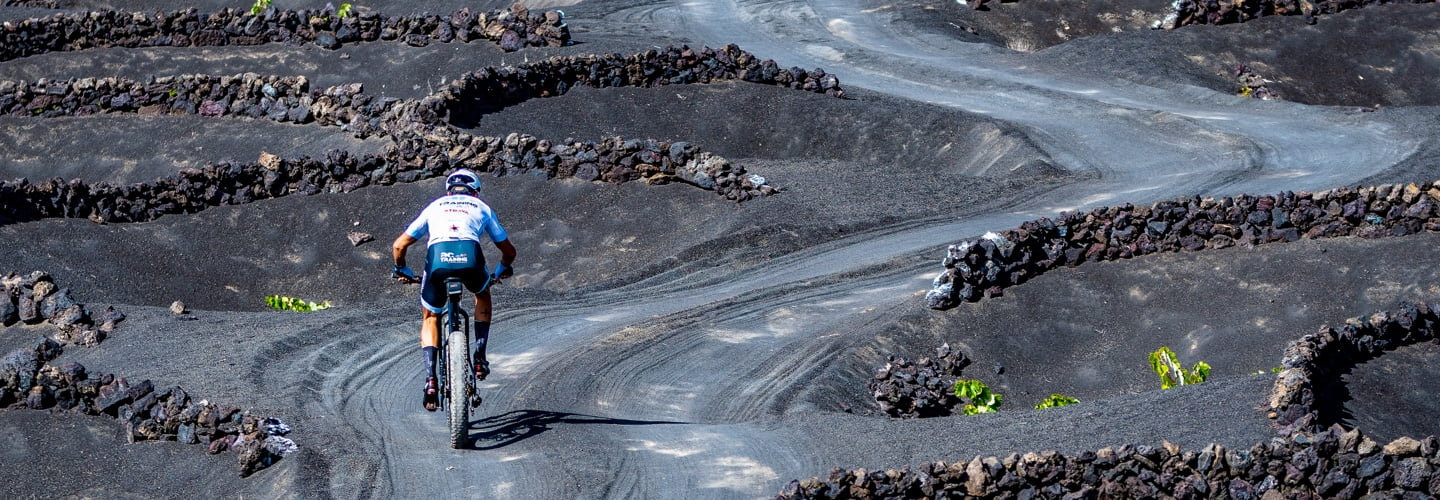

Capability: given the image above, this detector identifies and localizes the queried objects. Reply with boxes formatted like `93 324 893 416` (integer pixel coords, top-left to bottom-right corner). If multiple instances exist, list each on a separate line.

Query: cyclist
391 168 517 411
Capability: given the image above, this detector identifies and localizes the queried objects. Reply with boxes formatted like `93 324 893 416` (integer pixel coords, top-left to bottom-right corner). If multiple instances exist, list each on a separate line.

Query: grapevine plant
265 295 332 312
1149 346 1210 389
953 379 1002 415
1033 393 1079 410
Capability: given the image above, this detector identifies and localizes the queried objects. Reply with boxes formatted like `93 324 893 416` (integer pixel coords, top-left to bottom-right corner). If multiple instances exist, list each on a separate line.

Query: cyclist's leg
419 268 450 410
472 288 493 379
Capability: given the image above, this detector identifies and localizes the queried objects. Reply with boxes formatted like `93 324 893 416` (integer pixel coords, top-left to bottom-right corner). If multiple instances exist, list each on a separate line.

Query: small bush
265 295 331 312
1149 346 1210 389
953 379 1002 415
1033 393 1080 410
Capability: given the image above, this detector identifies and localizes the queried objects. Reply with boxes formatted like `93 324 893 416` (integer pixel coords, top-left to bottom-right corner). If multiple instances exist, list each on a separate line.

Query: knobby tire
446 329 470 449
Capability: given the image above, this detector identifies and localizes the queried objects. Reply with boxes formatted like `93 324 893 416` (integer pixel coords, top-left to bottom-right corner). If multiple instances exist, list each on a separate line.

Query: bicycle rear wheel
445 328 470 448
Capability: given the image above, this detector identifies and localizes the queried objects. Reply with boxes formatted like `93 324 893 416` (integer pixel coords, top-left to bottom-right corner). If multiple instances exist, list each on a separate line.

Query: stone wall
0 43 844 223
3 270 124 346
779 427 1439 498
0 4 568 61
1156 0 1437 29
1268 301 1440 435
926 182 1440 309
792 302 1440 497
0 337 295 476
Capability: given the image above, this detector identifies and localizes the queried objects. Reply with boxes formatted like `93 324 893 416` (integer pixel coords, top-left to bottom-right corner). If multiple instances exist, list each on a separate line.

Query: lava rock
0 294 16 326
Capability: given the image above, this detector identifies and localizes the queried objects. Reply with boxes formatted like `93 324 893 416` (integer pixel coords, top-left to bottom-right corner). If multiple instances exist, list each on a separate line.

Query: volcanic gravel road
5 0 1440 498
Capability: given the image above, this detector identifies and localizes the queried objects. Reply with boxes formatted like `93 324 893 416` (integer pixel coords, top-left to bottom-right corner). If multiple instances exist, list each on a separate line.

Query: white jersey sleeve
404 194 508 246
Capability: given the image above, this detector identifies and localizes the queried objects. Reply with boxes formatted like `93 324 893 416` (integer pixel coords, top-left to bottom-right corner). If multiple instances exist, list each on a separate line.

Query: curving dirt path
4 0 1440 498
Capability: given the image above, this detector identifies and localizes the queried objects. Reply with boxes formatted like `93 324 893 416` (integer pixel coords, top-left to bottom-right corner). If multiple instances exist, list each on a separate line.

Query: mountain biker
391 168 517 412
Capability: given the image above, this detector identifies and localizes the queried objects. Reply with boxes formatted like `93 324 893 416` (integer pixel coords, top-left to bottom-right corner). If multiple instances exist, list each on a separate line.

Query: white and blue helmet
445 168 482 194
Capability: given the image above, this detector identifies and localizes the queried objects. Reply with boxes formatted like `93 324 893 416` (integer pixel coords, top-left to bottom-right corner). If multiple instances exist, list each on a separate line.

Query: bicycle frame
435 273 493 449
436 279 471 410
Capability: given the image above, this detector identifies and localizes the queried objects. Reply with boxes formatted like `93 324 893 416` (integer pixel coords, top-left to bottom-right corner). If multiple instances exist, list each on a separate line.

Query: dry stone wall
1156 0 1437 28
3 271 283 476
0 4 569 61
1268 301 1440 435
0 43 843 223
0 337 295 476
779 427 1440 498
926 182 1440 309
3 270 124 346
2 324 293 478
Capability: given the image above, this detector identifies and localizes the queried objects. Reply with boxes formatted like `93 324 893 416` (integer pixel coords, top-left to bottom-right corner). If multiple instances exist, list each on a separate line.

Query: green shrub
1149 346 1210 389
953 379 1002 415
337 3 353 18
265 295 331 312
250 0 273 15
1033 393 1080 410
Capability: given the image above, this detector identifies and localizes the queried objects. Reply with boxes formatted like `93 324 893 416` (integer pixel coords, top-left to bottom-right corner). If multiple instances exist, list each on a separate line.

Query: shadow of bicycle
465 410 684 450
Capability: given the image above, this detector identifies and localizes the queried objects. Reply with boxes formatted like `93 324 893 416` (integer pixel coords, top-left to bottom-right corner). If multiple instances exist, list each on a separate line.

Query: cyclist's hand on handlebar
392 265 419 283
491 262 513 281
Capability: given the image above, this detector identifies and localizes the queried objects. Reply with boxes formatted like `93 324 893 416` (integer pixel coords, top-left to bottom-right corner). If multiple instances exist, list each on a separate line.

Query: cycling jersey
405 194 509 313
404 194 508 246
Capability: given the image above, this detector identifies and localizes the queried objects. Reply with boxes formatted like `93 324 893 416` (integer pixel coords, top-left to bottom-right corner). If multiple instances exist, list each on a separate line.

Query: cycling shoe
474 356 490 381
422 376 438 412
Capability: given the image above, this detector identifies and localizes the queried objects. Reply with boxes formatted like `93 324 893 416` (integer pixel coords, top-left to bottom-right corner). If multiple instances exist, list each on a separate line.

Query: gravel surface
2 0 1439 498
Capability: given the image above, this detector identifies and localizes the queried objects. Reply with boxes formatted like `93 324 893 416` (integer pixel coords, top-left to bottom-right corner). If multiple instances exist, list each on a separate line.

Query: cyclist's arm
495 238 516 268
392 233 419 268
395 206 432 267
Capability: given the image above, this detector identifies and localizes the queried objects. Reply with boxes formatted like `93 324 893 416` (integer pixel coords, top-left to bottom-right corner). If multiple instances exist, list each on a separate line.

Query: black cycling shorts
420 240 487 313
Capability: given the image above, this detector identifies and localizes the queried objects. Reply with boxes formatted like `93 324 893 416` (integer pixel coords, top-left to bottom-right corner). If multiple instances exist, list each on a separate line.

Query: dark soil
3 0 1439 497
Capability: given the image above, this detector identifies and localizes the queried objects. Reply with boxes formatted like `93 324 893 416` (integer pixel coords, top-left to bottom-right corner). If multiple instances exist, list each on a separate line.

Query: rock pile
1269 301 1440 435
1155 0 1436 28
0 337 62 407
0 338 295 476
779 426 1440 498
1236 64 1281 100
0 4 568 62
3 270 124 346
927 182 1440 309
0 42 844 222
869 343 971 418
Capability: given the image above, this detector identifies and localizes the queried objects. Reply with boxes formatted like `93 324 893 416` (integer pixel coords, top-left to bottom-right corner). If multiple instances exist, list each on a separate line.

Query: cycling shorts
420 240 488 313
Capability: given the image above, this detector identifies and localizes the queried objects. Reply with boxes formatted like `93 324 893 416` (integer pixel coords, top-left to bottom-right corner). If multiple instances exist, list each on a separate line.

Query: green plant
1149 346 1210 389
953 379 1003 415
1033 393 1080 410
1251 366 1282 376
250 0 273 15
265 295 332 312
337 3 353 18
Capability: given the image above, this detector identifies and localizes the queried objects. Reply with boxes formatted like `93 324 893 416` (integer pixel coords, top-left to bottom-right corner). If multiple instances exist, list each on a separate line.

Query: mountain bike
396 269 494 449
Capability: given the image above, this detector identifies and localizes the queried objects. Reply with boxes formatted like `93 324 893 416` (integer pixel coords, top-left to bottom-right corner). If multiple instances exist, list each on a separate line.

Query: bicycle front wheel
445 329 470 449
